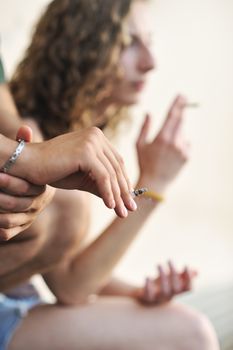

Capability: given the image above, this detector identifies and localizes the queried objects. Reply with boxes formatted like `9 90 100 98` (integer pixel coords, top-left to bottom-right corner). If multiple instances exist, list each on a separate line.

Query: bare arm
0 82 137 221
100 263 198 305
43 95 191 305
43 193 157 304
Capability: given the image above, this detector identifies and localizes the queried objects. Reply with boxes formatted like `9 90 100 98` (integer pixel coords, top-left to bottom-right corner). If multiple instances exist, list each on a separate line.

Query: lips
131 81 145 92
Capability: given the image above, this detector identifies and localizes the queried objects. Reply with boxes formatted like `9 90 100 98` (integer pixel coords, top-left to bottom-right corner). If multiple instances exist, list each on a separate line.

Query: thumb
16 125 33 143
136 113 151 148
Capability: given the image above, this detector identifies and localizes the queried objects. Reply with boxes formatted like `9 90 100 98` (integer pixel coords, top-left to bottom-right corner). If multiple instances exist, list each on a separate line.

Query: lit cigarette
185 102 200 108
132 188 148 197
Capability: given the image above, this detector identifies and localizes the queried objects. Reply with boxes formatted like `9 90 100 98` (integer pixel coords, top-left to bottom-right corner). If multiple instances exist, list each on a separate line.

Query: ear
16 125 33 142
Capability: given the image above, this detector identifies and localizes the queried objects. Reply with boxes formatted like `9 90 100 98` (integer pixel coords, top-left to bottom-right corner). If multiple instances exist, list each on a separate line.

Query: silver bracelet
1 139 25 173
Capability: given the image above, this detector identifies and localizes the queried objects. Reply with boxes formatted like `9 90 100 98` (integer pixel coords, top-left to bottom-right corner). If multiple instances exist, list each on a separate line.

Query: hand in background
136 261 197 306
136 95 190 193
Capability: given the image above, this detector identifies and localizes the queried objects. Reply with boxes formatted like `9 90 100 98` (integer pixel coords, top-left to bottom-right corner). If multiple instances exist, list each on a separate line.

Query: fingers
0 212 33 230
16 125 33 142
0 222 31 241
95 154 127 217
159 95 187 140
157 264 172 301
87 155 129 218
78 127 137 217
0 173 45 197
181 266 198 291
141 262 198 306
168 260 183 294
47 127 137 217
103 142 137 216
86 157 116 210
0 192 38 213
136 114 151 149
144 277 157 303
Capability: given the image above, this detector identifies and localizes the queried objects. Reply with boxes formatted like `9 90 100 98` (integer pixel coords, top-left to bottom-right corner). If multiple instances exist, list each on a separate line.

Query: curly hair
10 0 135 139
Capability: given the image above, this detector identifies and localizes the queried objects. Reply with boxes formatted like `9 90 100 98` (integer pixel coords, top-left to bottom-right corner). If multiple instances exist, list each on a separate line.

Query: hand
136 261 198 306
0 126 55 241
17 127 137 218
0 173 55 241
136 95 190 193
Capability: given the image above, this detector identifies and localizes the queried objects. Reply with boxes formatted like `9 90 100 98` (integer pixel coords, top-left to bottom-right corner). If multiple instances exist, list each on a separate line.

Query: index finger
159 95 187 139
0 173 46 197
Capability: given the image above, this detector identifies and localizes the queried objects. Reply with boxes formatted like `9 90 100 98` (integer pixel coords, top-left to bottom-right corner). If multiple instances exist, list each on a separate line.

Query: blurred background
1 0 233 346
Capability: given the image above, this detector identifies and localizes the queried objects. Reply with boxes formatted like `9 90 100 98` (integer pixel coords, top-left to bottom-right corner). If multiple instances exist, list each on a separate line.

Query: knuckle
0 215 14 229
82 140 94 158
110 171 118 184
89 126 102 138
17 181 31 195
100 173 110 186
98 171 111 188
174 142 184 153
0 228 12 241
0 173 9 188
113 162 122 176
117 154 125 167
4 198 17 211
157 134 169 145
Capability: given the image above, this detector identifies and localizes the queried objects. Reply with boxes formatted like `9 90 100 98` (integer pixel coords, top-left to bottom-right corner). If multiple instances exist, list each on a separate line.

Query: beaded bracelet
1 139 25 173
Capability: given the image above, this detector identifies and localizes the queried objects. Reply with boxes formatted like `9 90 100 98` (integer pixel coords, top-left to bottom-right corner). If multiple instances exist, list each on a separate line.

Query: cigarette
185 102 200 108
131 187 148 197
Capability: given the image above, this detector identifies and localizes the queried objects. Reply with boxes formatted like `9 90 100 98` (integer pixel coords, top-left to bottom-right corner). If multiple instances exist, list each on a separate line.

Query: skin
0 83 137 241
111 0 156 105
0 1 219 349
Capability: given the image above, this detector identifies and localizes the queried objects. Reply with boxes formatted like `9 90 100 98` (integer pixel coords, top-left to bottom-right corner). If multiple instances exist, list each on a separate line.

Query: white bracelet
1 139 25 173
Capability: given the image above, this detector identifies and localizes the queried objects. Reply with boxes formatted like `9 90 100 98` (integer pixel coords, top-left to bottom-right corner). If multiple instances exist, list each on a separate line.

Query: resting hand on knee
136 261 198 305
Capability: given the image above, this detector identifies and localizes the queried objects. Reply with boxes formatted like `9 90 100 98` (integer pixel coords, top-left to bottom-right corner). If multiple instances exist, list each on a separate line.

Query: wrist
0 134 18 170
123 286 143 300
136 176 168 195
10 142 45 184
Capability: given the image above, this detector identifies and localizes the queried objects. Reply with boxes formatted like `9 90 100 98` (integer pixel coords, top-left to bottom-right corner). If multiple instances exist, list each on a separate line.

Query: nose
138 46 156 73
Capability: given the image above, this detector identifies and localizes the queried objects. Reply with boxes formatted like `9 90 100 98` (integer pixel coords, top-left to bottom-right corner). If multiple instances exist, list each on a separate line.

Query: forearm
0 133 20 168
44 194 159 305
0 133 40 182
99 277 140 299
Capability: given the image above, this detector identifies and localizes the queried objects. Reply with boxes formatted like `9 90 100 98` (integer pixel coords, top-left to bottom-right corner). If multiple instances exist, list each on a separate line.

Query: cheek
119 49 138 81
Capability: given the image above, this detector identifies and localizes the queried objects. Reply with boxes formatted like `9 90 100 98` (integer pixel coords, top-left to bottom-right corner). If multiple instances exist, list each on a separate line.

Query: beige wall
1 0 233 292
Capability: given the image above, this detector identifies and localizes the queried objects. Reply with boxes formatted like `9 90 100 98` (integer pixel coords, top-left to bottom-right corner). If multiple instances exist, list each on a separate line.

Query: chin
117 94 141 107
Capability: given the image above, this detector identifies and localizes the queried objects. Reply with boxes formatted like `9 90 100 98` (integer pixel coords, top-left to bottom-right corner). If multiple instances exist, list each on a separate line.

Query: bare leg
9 297 219 350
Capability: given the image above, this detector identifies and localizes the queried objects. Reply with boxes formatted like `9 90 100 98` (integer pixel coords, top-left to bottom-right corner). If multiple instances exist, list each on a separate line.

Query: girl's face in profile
111 0 156 106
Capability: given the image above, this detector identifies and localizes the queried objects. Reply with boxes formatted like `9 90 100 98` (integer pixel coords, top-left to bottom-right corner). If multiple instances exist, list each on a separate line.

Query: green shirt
0 58 5 83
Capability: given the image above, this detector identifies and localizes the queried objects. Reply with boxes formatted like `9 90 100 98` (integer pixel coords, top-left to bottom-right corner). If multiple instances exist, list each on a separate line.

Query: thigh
8 297 217 350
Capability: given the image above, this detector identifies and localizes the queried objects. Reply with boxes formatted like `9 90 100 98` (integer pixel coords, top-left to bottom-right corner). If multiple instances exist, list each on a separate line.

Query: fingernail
109 200 115 209
121 206 128 218
129 198 137 211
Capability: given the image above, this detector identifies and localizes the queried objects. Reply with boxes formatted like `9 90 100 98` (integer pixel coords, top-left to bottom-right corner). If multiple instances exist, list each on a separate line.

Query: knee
172 304 220 350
